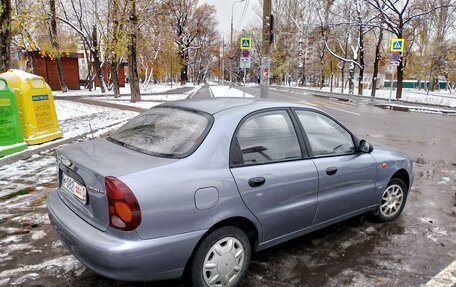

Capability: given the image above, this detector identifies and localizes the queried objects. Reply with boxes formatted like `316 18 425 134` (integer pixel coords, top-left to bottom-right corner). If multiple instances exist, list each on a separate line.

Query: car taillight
105 176 141 231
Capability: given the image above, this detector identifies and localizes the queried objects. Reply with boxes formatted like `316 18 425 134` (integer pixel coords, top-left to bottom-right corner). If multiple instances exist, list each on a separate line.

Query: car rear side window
108 107 212 158
233 110 301 165
296 110 355 157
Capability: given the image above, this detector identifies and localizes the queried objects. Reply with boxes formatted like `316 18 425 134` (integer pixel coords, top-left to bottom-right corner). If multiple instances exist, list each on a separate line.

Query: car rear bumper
47 190 207 282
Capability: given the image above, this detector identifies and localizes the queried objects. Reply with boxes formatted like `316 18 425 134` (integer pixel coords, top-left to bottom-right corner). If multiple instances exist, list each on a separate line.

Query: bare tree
367 0 453 99
128 0 140 102
58 0 108 93
371 27 383 97
106 0 127 97
48 0 68 92
0 0 11 71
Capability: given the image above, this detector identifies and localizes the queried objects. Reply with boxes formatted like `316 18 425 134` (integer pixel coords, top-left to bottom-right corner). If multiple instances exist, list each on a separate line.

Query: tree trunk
111 62 120 97
301 56 306 86
396 59 403 99
319 49 325 89
357 26 364 96
371 28 383 97
395 30 404 99
108 0 121 98
348 63 355 94
341 36 349 94
92 26 107 93
82 42 93 91
180 44 189 84
128 0 141 102
0 0 11 72
330 61 333 92
49 0 68 92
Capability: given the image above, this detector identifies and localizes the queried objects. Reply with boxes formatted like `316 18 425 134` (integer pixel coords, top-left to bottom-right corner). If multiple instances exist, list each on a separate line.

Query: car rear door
293 109 377 224
229 109 319 242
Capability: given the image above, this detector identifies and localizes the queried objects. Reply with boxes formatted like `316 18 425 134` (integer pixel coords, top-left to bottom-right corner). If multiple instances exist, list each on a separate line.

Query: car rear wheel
375 178 407 222
190 226 251 287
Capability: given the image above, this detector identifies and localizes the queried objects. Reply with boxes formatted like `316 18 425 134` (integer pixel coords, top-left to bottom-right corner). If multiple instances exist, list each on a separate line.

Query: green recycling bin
0 78 27 157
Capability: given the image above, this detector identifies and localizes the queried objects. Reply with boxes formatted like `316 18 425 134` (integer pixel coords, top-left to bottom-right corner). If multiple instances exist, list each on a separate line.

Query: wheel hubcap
203 237 245 287
380 184 404 217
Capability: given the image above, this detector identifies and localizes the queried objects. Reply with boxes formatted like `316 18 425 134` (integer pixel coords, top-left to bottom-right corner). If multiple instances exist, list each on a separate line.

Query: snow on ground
379 103 456 115
92 93 190 109
53 83 195 97
52 100 136 141
210 85 254 98
0 153 56 197
96 94 189 102
1 100 139 197
297 86 456 107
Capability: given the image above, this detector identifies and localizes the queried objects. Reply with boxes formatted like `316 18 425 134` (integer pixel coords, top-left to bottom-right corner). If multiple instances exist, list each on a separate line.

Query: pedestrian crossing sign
240 38 253 50
390 38 405 52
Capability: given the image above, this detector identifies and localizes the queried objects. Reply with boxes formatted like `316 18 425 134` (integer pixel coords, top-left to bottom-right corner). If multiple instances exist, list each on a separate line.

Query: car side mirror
359 139 374 153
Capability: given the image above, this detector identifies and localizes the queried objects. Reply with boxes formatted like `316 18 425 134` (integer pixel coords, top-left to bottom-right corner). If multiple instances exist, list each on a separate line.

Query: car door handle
248 177 266 187
326 167 338 176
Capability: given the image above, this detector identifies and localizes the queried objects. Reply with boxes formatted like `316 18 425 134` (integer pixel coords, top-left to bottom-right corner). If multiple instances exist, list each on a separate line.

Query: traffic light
264 14 274 44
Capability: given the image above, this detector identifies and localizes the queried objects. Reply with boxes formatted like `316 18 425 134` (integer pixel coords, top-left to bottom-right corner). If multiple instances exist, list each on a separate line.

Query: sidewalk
272 86 456 115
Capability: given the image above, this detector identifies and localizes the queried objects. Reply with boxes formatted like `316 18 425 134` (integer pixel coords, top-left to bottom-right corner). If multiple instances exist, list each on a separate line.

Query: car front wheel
375 178 408 222
190 226 251 287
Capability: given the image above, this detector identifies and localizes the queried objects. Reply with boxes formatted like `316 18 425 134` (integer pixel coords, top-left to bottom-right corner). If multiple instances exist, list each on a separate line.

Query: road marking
324 106 361 116
273 92 361 116
299 100 318 106
425 260 456 287
209 87 214 98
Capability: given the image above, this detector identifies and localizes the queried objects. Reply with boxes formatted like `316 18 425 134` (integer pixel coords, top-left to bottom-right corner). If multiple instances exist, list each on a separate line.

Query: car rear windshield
108 107 212 158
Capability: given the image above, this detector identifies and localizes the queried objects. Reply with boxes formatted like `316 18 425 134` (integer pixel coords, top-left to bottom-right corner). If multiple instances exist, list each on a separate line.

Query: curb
272 86 456 111
374 104 456 115
188 85 204 99
0 122 123 167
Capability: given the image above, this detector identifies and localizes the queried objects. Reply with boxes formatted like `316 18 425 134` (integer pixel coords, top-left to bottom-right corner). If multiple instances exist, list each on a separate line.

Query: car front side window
296 110 355 157
232 110 302 165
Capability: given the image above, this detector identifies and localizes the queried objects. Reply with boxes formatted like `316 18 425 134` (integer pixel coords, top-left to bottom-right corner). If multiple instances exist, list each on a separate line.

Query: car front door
294 109 377 224
229 109 319 242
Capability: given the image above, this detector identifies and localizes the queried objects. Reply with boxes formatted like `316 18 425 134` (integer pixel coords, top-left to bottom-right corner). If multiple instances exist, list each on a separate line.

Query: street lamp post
230 0 245 84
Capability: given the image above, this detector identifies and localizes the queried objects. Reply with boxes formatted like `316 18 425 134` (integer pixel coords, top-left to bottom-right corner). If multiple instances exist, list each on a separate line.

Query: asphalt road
0 86 455 286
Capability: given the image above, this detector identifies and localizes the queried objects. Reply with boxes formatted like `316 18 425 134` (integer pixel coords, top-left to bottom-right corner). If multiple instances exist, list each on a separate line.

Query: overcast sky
200 0 260 37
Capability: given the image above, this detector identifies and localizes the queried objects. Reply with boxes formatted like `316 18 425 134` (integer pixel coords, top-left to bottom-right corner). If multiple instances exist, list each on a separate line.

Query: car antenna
89 123 95 139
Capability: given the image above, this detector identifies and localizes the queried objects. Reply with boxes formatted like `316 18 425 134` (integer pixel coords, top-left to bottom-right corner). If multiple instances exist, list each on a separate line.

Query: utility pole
230 0 245 85
261 0 272 98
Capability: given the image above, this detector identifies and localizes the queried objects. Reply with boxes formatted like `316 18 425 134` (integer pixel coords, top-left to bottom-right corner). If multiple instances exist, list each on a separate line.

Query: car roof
161 97 317 115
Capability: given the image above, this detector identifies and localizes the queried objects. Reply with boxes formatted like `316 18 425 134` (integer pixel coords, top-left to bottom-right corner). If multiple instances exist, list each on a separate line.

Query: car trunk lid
56 138 177 231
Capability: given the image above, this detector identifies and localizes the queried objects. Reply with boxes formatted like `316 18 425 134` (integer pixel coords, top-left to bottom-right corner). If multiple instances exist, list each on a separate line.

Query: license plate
62 173 87 204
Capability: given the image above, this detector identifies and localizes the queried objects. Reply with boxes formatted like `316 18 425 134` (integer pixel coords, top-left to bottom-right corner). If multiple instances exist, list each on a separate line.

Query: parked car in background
47 98 414 287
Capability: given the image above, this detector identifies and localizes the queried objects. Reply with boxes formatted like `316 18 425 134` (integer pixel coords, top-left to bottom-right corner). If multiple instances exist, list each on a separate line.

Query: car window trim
108 106 214 159
290 108 360 159
229 108 309 168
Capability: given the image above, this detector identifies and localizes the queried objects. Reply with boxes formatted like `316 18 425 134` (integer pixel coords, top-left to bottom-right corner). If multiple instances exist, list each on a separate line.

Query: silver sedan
47 98 414 286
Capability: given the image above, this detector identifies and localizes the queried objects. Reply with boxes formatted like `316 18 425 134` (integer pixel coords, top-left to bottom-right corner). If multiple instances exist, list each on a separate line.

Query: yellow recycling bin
0 70 63 145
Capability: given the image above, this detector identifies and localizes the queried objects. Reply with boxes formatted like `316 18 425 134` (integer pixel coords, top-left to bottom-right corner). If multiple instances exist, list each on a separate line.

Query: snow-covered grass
93 93 189 108
54 100 137 139
53 82 196 97
210 85 254 98
296 86 456 108
96 94 189 101
94 99 161 109
0 99 139 169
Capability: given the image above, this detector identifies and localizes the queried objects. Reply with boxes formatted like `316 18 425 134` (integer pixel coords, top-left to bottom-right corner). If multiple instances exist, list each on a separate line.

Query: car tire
374 178 408 222
189 226 251 287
